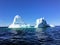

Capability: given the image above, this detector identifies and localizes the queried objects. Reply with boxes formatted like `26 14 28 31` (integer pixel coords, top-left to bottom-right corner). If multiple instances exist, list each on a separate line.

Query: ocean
0 27 60 45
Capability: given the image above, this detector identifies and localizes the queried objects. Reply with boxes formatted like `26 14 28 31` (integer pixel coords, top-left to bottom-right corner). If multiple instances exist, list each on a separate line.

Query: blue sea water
0 27 60 45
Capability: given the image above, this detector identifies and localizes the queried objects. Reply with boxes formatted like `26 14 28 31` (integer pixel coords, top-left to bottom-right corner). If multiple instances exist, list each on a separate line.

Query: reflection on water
0 27 60 45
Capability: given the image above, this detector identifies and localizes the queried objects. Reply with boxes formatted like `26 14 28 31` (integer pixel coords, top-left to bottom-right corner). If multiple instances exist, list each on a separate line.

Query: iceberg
35 17 49 28
8 15 31 28
8 15 55 28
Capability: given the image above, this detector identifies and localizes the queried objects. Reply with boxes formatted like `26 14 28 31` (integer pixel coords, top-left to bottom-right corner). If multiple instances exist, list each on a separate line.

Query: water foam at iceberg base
8 15 55 29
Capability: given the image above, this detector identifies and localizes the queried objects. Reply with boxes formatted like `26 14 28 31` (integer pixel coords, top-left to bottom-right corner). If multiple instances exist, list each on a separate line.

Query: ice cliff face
35 18 49 28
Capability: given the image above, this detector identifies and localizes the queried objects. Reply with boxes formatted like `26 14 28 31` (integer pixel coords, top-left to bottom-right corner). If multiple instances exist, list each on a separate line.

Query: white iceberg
35 17 49 28
8 15 55 28
8 15 31 28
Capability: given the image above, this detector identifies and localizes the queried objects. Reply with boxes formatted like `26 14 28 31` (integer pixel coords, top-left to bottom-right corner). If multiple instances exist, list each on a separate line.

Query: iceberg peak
13 15 24 25
14 15 21 18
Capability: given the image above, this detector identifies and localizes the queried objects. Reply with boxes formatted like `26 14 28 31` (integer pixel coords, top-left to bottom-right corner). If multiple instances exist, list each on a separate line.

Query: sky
0 0 60 26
